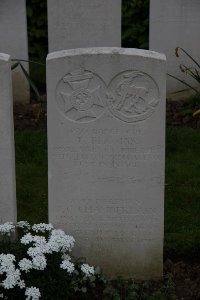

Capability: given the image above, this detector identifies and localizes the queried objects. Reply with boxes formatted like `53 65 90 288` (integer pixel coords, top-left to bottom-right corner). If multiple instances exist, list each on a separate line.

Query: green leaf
95 266 102 274
81 287 87 293
11 62 20 70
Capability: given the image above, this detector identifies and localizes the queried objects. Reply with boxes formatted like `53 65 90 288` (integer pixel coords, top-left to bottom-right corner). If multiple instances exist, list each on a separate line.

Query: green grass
14 127 200 257
15 130 48 224
165 127 200 257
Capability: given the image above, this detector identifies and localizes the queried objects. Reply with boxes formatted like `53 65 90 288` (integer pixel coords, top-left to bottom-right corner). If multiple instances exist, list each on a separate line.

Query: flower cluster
0 221 96 299
60 259 75 274
25 287 41 300
81 264 95 277
0 223 15 235
17 221 31 231
32 223 53 233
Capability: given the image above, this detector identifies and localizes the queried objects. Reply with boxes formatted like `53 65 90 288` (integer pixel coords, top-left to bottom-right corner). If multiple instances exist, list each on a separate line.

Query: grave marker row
0 1 167 280
1 0 199 100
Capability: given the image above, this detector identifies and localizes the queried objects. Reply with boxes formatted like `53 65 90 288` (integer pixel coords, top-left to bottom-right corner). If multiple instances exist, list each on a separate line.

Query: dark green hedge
26 0 47 62
122 0 149 49
26 0 47 89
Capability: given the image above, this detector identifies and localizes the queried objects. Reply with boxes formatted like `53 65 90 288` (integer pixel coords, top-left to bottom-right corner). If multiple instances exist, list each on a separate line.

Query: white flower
0 254 16 274
27 242 51 257
21 233 34 245
0 253 15 263
25 287 41 300
17 221 31 230
34 239 52 255
61 254 71 261
32 223 53 233
81 264 95 277
39 243 52 255
27 247 43 258
18 280 26 289
48 230 75 252
60 260 75 274
32 236 47 247
51 229 65 236
2 269 21 289
46 240 60 253
19 258 33 273
0 222 15 235
32 255 47 270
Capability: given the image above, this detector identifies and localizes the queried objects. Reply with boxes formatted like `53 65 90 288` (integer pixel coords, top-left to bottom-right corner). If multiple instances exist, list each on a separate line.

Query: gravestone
47 48 166 279
0 53 16 223
149 0 200 95
48 0 121 52
0 0 29 103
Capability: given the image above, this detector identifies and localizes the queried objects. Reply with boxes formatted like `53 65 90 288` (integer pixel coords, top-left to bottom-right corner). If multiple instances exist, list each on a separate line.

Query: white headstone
48 0 121 52
0 0 29 103
0 53 17 223
47 48 166 279
149 0 200 95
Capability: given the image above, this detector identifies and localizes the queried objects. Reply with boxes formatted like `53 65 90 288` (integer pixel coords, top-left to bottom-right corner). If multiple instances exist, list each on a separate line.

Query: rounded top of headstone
47 47 166 62
0 53 10 62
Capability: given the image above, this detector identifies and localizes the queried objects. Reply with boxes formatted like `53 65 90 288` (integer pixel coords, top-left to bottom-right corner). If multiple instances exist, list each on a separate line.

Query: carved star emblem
61 86 103 121
60 70 104 122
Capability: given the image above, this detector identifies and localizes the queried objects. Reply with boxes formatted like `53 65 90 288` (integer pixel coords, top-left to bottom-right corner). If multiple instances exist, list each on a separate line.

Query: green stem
11 59 45 66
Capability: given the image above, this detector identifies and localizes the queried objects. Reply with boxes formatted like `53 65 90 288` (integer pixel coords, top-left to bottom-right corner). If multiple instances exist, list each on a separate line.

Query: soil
164 259 200 300
14 95 47 130
13 97 200 299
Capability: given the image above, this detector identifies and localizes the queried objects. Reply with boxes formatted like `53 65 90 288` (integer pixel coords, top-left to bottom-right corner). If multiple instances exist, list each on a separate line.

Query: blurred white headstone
150 0 200 96
0 53 17 223
0 0 30 103
48 0 121 52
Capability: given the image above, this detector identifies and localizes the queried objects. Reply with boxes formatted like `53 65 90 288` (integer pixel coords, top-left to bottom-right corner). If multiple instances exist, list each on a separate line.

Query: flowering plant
0 222 105 300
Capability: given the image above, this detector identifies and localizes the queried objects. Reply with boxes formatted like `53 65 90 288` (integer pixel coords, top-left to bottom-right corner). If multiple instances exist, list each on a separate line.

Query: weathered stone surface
48 0 121 52
0 0 29 103
0 53 16 223
149 0 200 94
47 48 166 279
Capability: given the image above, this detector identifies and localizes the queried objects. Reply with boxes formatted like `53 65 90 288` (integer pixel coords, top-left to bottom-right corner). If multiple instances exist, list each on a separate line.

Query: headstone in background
149 0 200 97
48 0 121 52
0 53 17 223
47 48 166 279
0 0 29 103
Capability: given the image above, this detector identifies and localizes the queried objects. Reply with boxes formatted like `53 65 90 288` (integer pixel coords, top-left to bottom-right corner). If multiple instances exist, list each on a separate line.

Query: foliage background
122 0 149 49
26 0 48 90
26 0 149 89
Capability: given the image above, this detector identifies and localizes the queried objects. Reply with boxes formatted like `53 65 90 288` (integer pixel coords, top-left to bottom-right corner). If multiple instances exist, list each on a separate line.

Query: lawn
15 130 48 224
14 127 200 258
165 127 200 257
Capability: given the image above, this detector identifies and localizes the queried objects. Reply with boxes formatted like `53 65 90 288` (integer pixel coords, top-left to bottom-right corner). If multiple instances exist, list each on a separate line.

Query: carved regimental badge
56 69 159 123
56 69 106 123
107 71 159 123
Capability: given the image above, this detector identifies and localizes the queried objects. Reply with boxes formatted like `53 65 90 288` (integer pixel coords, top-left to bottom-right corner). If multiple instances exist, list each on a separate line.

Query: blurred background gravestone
0 0 30 103
149 0 200 98
0 53 17 223
48 0 121 52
